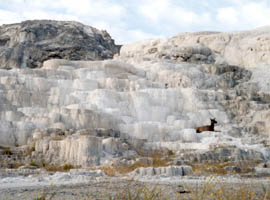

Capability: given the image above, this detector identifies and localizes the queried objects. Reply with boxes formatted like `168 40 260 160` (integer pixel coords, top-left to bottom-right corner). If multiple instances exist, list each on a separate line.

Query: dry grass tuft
192 162 230 175
33 188 56 200
63 164 74 171
0 145 11 150
110 184 164 200
43 163 75 172
100 162 150 176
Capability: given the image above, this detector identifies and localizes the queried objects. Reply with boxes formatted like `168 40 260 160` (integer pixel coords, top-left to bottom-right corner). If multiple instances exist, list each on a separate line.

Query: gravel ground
1 176 270 200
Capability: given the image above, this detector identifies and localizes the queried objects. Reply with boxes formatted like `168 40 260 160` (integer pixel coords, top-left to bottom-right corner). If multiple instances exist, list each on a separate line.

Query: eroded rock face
0 20 120 69
35 135 102 167
0 26 270 168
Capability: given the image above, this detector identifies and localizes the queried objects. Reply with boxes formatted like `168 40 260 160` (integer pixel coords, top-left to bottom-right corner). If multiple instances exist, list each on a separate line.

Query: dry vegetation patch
191 161 255 175
0 146 13 155
42 163 76 172
98 151 173 176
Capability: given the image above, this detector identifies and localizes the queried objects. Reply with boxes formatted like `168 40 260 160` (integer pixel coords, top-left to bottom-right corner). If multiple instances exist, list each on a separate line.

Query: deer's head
210 118 217 125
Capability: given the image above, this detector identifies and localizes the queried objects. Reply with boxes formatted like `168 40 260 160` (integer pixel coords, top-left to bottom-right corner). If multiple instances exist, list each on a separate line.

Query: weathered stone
135 157 154 165
18 165 38 170
132 165 192 177
255 167 270 175
182 165 193 175
0 20 120 69
35 135 102 167
102 138 121 155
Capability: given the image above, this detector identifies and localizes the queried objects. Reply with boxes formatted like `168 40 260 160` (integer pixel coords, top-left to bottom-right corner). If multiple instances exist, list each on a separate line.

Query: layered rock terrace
0 22 270 168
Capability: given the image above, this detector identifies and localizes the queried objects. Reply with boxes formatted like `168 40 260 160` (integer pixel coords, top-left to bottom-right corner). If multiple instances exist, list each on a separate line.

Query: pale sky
0 0 270 44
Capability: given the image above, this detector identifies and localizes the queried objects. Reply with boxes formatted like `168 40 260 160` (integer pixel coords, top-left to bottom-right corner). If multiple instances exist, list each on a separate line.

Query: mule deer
196 118 217 133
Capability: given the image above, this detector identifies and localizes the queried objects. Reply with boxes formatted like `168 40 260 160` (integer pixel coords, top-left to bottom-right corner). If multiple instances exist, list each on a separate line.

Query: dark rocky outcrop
0 20 121 69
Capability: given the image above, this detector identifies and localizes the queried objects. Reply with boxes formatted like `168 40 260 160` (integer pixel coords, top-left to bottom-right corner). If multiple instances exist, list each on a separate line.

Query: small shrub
2 147 13 155
30 146 35 152
63 164 74 171
168 150 174 157
30 161 39 167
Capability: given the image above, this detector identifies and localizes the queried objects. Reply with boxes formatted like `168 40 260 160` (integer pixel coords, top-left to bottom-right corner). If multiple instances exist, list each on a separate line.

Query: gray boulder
0 20 120 69
255 167 270 176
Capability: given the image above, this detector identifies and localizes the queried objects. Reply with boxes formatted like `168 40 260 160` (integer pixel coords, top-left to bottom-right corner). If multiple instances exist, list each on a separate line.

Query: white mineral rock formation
35 135 102 166
0 27 270 166
118 26 270 67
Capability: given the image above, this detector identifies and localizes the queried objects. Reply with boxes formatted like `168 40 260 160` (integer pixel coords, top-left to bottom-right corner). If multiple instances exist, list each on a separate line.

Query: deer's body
196 118 217 133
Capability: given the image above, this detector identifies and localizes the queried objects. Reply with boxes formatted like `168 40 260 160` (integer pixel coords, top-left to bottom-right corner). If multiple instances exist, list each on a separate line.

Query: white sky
0 0 270 44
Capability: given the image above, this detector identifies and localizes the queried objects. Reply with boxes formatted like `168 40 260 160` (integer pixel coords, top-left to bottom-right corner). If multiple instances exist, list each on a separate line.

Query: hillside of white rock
0 25 270 170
